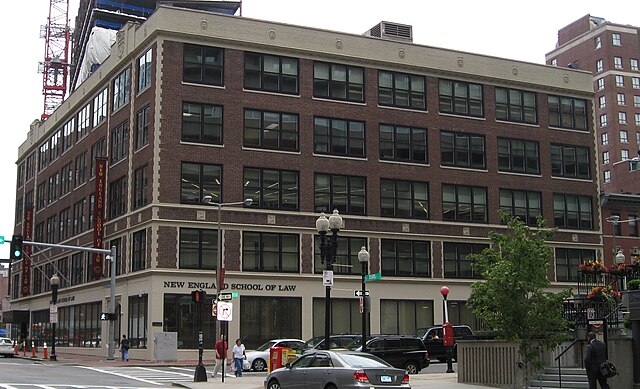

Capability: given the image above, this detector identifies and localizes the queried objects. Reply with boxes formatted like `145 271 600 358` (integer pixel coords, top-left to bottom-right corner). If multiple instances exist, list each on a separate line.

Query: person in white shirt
232 338 246 377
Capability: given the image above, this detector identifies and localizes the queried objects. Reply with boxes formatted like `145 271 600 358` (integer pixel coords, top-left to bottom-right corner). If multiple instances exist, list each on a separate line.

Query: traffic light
10 235 23 260
191 290 206 303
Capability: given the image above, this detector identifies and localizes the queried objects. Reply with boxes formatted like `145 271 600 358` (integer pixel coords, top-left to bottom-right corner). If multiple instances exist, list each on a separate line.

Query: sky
0 0 637 256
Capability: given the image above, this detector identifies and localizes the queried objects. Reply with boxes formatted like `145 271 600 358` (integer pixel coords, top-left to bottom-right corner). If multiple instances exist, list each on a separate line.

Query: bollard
13 341 18 356
22 342 26 356
31 341 36 358
43 342 48 359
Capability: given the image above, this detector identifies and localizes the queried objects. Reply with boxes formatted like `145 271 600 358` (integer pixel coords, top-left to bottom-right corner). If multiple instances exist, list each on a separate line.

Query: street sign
364 272 382 282
323 270 334 286
359 297 364 313
0 236 4 244
217 301 233 321
50 304 58 324
354 290 370 297
218 292 233 301
212 304 218 317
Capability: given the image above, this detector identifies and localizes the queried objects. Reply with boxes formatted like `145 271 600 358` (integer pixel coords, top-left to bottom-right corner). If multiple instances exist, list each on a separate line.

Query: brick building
7 6 598 360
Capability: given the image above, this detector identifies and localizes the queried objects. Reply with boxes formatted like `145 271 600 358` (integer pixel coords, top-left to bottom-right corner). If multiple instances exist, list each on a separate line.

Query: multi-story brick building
546 15 640 264
7 6 598 360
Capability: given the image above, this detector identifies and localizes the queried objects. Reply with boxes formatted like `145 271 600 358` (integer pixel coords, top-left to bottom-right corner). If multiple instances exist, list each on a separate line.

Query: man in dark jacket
584 332 609 389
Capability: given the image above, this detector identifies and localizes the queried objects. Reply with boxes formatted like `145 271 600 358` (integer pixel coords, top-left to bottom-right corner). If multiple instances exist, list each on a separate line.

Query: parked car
264 350 410 389
303 334 362 351
415 324 473 362
244 339 305 371
0 337 14 357
348 335 429 374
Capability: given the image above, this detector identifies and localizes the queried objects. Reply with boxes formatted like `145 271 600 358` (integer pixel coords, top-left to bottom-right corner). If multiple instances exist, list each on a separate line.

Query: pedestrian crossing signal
100 313 116 321
191 290 206 303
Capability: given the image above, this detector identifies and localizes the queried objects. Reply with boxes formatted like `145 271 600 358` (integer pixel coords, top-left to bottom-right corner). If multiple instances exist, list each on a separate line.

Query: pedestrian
232 338 246 377
584 332 610 389
212 334 228 378
119 334 130 361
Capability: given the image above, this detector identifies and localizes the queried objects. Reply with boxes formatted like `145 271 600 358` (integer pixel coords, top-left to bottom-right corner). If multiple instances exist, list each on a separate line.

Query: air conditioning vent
363 21 413 43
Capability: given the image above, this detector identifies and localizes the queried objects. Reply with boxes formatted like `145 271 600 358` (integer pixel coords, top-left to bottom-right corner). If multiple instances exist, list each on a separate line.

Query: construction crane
39 0 71 121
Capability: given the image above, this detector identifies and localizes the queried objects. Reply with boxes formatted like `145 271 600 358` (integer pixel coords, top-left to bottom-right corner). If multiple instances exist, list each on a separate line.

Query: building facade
8 6 599 360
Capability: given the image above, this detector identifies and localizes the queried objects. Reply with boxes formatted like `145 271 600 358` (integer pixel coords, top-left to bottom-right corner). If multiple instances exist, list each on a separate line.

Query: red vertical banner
93 157 107 280
21 206 33 297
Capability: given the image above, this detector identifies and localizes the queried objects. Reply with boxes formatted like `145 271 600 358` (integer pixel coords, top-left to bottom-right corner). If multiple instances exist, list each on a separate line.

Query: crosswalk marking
76 366 161 386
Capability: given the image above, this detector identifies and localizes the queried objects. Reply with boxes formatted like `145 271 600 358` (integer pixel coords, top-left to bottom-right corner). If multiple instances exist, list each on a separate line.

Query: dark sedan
264 350 410 389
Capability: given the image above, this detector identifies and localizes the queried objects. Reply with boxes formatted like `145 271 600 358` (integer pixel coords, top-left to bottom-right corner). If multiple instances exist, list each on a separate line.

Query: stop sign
212 304 218 317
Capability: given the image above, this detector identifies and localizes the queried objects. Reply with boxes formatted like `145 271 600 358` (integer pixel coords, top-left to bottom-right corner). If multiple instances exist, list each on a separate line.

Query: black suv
349 335 429 374
415 325 473 362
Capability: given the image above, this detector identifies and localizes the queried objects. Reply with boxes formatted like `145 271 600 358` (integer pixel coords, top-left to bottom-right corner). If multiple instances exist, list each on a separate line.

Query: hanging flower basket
587 286 621 301
606 264 630 276
579 260 606 273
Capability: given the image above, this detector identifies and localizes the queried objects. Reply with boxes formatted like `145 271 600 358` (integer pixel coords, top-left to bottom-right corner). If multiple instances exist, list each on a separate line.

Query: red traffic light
191 290 206 303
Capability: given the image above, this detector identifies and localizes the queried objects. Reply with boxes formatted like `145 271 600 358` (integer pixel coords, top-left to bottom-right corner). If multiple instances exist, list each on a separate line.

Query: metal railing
554 339 584 388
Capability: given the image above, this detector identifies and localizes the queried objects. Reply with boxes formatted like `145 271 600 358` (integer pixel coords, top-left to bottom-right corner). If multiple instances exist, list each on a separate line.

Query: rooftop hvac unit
363 21 413 43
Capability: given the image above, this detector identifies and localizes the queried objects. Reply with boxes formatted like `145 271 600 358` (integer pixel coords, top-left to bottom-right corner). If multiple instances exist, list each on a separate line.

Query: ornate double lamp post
316 210 342 350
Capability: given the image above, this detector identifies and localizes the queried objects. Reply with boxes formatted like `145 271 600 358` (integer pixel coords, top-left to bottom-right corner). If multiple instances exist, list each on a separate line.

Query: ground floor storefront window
240 296 301 349
31 301 101 347
380 299 433 335
164 293 216 349
312 298 362 337
129 294 148 348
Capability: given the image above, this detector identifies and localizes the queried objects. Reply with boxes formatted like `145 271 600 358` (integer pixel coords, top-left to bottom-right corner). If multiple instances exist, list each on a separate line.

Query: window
495 88 538 123
630 215 638 237
381 239 431 277
183 44 224 85
128 295 148 348
78 104 91 139
614 57 623 69
594 36 601 49
601 133 609 146
603 151 610 164
180 162 221 204
38 142 49 171
553 193 593 230
107 237 122 276
138 48 152 92
133 165 148 209
244 109 298 151
73 198 85 235
179 228 217 269
314 174 366 215
379 299 434 335
93 88 108 126
243 167 298 210
313 62 364 102
313 236 367 275
597 78 604 91
379 124 427 163
378 70 426 110
599 114 608 127
632 59 639 71
619 112 627 124
616 75 624 87
61 162 73 195
556 248 595 282
90 137 106 178
499 189 541 226
47 173 58 204
71 253 84 285
182 102 222 145
550 58 557 66
14 199 22 225
380 179 429 219
598 95 606 108
110 122 129 164
621 130 629 143
88 193 95 230
622 149 630 160
636 113 640 126
46 216 57 243
442 184 488 222
604 170 611 183
440 131 485 169
25 153 35 181
37 183 46 210
74 151 87 187
596 59 603 72
633 77 640 89
617 93 626 106
242 232 299 272
313 117 365 157
443 242 488 279
638 132 640 144
635 96 640 107
241 296 301 349
135 106 150 150
244 52 298 94
547 95 587 131
62 118 75 153
550 144 591 179
438 79 484 117
612 33 621 46
132 229 147 272
112 67 131 111
108 176 127 219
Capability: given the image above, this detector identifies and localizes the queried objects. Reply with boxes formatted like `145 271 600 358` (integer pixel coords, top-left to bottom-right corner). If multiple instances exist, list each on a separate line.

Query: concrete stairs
528 367 589 388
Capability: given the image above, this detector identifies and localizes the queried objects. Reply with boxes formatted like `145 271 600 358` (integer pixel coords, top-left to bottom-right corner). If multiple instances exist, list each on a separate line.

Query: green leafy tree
467 214 571 388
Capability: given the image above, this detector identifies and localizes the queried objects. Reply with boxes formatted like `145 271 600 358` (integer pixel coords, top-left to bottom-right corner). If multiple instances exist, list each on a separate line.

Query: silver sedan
264 350 410 389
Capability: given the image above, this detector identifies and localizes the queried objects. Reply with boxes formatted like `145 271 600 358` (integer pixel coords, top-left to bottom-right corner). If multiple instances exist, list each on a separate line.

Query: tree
467 214 571 388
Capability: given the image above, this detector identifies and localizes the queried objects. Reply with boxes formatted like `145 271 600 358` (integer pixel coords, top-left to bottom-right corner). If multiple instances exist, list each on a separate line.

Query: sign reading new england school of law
163 280 297 292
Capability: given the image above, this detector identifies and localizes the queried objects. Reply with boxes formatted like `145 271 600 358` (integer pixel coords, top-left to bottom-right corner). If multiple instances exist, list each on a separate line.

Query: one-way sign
217 292 233 301
354 290 370 297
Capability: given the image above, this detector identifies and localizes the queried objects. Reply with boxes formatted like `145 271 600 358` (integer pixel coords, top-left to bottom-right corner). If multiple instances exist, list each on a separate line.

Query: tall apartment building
546 15 640 263
7 6 598 360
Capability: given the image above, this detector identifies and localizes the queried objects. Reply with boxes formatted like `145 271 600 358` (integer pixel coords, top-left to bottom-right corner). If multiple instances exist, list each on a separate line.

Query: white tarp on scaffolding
75 27 117 89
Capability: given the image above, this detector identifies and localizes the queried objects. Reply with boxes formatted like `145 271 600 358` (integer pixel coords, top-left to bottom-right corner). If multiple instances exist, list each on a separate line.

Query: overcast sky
0 0 637 256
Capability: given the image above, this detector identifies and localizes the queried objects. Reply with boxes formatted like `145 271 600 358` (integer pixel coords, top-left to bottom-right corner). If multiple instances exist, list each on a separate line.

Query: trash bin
269 346 291 372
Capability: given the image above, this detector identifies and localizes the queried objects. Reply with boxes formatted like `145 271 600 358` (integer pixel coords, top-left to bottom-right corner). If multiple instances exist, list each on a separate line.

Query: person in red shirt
212 334 228 378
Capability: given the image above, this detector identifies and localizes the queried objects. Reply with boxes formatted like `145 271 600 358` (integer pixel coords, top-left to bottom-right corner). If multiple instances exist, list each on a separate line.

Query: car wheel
404 361 419 375
252 358 266 371
267 379 281 389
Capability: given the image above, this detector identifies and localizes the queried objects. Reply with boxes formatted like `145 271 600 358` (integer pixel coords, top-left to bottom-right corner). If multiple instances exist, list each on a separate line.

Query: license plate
380 375 392 383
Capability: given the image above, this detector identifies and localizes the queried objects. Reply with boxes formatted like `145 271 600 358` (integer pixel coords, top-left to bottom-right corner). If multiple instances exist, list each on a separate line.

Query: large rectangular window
73 198 86 235
314 174 366 215
71 252 84 286
78 104 91 138
183 44 224 85
244 109 298 151
179 228 217 270
313 236 367 275
380 179 429 219
380 300 433 335
497 138 540 174
381 239 431 277
314 117 365 157
550 144 591 179
128 295 148 349
495 87 537 124
244 52 298 94
553 193 593 230
180 162 222 204
548 95 588 131
243 167 298 210
242 232 299 272
108 176 127 219
90 137 106 178
59 207 71 242
556 248 595 282
110 122 129 164
132 229 147 272
241 297 301 349
313 298 362 338
443 242 488 279
135 106 150 150
133 165 148 210
313 62 364 102
182 102 223 144
164 293 216 349
378 70 426 110
112 67 131 111
499 189 541 226
440 131 485 169
93 88 108 126
442 185 487 222
438 79 484 117
379 124 427 163
138 48 152 92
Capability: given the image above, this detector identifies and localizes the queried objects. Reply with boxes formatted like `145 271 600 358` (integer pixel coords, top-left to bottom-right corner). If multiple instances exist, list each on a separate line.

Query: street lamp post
50 274 60 361
316 210 342 350
358 246 369 353
440 286 454 373
202 195 252 382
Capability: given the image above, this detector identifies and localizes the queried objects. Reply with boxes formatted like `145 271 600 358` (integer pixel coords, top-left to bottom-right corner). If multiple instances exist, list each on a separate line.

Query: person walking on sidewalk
232 338 246 377
119 335 130 361
212 334 228 378
584 332 609 389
